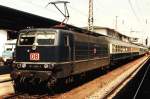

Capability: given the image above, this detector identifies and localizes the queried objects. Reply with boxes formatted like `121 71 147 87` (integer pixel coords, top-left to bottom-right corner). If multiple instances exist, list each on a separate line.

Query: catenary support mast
88 0 94 31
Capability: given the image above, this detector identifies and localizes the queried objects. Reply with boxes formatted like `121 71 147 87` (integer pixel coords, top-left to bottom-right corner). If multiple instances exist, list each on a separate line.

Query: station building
0 30 8 57
0 30 17 57
92 26 132 43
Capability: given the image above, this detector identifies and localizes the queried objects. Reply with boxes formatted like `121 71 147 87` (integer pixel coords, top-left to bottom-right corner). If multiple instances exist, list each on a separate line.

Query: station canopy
0 5 61 31
0 5 102 39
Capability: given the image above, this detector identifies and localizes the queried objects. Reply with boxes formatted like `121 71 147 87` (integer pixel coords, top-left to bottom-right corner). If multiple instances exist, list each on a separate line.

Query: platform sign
30 53 40 61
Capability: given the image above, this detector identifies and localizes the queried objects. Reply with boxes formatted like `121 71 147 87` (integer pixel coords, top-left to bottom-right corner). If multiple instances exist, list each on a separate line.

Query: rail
3 92 49 99
133 58 150 99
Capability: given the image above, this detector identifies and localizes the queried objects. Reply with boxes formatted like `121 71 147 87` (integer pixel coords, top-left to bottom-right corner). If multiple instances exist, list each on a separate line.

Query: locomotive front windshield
19 35 35 45
19 32 56 46
37 34 55 45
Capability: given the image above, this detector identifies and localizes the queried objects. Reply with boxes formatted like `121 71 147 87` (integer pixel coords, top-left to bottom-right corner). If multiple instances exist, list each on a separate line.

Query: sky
0 0 150 42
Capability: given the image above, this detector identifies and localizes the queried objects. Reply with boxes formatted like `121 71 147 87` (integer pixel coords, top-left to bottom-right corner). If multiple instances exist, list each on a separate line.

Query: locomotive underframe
11 56 110 84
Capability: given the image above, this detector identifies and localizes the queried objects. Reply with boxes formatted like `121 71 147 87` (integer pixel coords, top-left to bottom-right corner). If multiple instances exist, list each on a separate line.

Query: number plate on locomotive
30 53 40 60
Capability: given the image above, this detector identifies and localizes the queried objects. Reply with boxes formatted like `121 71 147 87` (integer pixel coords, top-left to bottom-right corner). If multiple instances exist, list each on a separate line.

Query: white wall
94 29 107 35
0 30 7 56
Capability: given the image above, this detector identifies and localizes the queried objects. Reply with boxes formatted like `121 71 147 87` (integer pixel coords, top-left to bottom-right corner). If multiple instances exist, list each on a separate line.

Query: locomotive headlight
48 64 54 69
22 64 26 68
16 63 22 68
44 64 49 69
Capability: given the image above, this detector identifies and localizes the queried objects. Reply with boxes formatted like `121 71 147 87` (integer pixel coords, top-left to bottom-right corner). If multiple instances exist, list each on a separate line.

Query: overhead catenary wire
20 0 149 32
24 0 88 18
23 0 71 18
135 0 143 18
134 0 148 28
68 5 88 17
94 0 107 15
128 0 141 24
128 0 150 44
23 0 89 25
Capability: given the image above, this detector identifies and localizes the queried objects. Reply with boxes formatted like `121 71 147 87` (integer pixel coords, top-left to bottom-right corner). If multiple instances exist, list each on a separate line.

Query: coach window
116 45 118 52
112 44 116 53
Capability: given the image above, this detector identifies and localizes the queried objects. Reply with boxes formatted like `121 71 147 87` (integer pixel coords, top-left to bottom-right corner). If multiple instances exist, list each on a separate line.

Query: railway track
107 55 150 99
2 56 149 99
4 93 49 99
132 57 150 99
4 92 26 99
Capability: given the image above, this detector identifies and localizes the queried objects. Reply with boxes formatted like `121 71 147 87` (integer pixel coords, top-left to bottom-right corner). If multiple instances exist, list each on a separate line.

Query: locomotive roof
20 28 60 32
19 28 105 37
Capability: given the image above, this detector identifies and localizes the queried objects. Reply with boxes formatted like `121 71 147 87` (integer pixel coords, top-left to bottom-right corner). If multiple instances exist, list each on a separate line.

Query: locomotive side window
64 35 69 46
37 33 55 45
